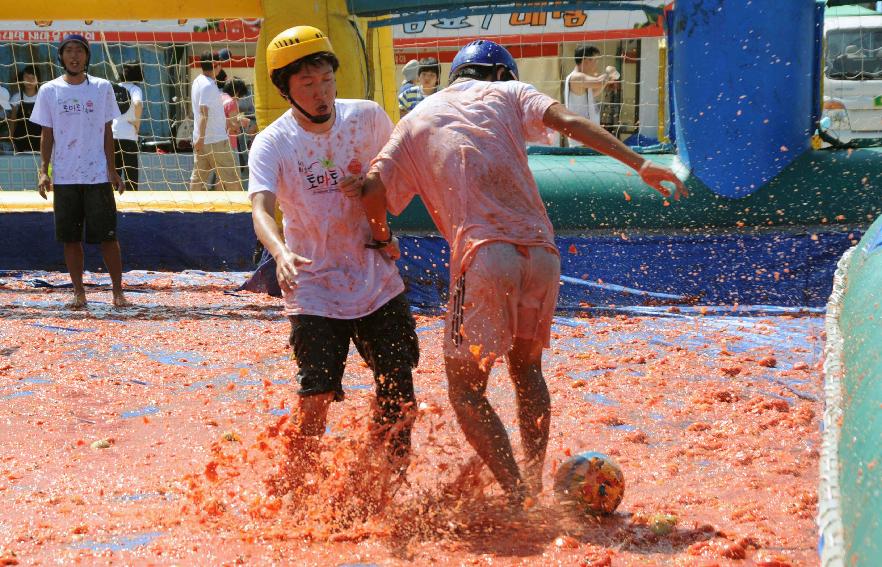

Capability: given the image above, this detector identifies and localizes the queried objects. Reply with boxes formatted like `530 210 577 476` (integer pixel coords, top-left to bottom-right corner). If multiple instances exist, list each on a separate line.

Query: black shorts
288 293 419 406
53 183 118 244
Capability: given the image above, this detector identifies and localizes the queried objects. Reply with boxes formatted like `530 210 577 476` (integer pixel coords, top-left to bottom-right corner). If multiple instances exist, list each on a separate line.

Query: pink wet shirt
370 79 559 278
248 99 404 318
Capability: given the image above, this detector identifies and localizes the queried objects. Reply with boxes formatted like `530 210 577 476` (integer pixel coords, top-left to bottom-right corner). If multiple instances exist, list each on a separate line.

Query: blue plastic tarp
242 230 856 310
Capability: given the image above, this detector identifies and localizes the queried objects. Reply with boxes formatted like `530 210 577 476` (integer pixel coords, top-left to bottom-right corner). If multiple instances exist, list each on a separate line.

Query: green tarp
838 214 882 566
393 148 882 232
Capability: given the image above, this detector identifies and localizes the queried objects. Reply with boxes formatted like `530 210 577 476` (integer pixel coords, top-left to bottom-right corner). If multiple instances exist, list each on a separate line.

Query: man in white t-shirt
189 51 242 191
352 40 686 507
30 34 128 308
249 26 418 485
111 61 144 191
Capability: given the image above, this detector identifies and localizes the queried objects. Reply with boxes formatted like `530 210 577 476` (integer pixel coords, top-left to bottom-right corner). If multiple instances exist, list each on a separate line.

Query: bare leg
290 391 334 464
63 242 87 308
446 356 525 504
270 392 334 496
359 397 415 515
507 338 550 496
370 399 415 475
296 391 334 436
99 241 129 307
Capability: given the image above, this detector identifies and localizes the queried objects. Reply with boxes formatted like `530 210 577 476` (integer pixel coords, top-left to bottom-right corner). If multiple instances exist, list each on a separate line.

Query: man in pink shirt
249 26 419 481
350 40 687 506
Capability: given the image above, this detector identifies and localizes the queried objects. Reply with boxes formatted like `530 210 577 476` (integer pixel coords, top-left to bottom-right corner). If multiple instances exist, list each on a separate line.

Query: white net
0 19 259 194
818 246 853 567
0 6 668 195
7 4 882 196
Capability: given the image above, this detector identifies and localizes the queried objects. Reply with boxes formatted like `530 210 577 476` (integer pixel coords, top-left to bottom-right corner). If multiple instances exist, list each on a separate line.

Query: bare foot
368 413 414 478
442 455 495 502
112 291 131 308
68 290 87 309
505 481 530 512
347 430 410 518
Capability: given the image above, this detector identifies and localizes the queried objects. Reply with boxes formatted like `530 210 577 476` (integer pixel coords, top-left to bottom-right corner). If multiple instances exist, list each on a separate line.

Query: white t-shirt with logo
30 75 121 185
190 74 227 145
111 82 143 141
248 99 404 319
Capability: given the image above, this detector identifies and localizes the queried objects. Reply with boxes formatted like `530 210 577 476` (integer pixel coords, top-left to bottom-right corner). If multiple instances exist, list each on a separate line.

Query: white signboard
392 3 666 40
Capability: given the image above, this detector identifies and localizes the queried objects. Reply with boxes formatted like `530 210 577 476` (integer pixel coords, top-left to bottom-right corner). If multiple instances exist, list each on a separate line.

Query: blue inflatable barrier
670 0 823 198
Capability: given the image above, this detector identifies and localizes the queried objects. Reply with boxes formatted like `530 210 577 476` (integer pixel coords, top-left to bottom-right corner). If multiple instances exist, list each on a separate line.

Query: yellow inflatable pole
370 21 399 121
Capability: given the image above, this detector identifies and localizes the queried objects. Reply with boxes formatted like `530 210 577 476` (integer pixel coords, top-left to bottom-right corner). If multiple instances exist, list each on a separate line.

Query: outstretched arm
568 70 608 95
251 191 312 293
543 102 688 200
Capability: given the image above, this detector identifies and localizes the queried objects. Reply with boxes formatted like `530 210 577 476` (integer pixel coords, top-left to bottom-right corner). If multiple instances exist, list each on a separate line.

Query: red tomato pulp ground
0 272 822 565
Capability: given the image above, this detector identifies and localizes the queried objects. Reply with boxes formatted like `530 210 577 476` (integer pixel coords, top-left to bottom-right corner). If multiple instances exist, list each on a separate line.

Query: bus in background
822 5 882 143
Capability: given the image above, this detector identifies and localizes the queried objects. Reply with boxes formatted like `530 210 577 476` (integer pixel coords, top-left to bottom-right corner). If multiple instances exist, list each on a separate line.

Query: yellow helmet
266 26 334 76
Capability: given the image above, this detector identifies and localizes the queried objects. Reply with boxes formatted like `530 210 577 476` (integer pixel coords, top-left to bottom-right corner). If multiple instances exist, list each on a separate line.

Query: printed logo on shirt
298 158 343 193
60 97 95 115
347 159 363 175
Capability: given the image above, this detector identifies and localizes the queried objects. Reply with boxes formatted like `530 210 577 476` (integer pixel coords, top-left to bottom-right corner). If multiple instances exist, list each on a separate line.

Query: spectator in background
111 61 144 191
0 85 11 154
221 77 256 170
9 65 43 153
215 68 228 91
189 51 242 191
397 57 440 117
214 48 231 91
398 59 419 96
564 45 620 146
234 81 257 176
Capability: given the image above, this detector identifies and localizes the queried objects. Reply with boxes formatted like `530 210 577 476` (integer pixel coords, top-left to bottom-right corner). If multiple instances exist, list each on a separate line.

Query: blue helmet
449 40 518 81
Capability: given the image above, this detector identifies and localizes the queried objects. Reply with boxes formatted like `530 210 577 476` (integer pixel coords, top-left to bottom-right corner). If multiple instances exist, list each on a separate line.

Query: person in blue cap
345 39 687 507
31 33 128 308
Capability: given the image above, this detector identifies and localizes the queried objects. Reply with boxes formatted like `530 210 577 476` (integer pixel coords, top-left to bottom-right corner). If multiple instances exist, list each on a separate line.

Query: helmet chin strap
290 96 332 124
